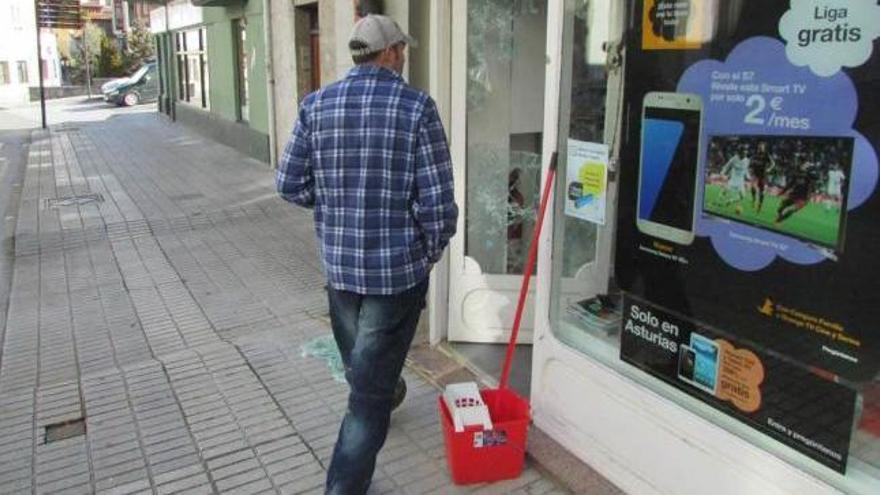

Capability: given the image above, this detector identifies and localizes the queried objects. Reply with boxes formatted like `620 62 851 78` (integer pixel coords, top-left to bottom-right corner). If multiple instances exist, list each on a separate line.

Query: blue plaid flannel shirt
276 65 458 295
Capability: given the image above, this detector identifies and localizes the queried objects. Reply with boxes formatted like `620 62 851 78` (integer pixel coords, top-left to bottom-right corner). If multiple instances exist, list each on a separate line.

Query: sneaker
391 377 407 412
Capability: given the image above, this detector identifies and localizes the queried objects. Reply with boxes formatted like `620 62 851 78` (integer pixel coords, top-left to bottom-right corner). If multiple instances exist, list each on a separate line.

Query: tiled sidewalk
0 114 567 494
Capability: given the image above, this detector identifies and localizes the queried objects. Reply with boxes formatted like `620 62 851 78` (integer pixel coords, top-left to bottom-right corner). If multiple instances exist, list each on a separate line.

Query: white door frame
534 0 621 352
427 0 453 346
445 0 553 344
532 0 622 388
435 0 612 345
534 0 565 337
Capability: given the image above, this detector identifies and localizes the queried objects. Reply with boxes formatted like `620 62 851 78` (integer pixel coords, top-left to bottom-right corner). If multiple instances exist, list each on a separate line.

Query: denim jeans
324 278 429 495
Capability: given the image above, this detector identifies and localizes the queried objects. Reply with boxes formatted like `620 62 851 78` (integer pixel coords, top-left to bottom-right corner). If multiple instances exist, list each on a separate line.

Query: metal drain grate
45 418 86 444
45 193 105 208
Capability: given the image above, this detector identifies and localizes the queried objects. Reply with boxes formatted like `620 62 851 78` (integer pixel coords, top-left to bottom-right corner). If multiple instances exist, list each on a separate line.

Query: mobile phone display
678 346 697 381
638 106 702 233
689 333 720 392
677 332 720 395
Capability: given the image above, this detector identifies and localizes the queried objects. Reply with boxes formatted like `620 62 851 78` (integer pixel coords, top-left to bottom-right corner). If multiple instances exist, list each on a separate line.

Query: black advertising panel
616 0 880 472
621 295 856 472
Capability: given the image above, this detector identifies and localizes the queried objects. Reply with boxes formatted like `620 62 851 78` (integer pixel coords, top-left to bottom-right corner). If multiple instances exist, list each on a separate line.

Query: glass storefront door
547 0 617 347
447 0 550 343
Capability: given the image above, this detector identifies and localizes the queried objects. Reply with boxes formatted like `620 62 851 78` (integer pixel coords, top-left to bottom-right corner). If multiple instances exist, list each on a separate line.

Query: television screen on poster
702 134 853 252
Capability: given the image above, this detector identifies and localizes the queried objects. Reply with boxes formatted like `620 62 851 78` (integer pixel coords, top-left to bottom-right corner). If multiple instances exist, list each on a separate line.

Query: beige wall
383 0 411 81
317 0 341 86
408 0 431 93
270 0 299 162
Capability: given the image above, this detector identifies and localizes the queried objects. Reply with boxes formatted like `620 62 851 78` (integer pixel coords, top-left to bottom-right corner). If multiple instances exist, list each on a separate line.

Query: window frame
234 17 249 122
16 61 28 84
0 62 10 85
175 27 209 110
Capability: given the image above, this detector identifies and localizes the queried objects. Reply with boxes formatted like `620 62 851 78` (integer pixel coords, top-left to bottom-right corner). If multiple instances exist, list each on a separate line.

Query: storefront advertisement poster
617 0 880 384
616 0 880 472
678 36 878 271
779 0 880 77
620 294 856 473
564 139 608 225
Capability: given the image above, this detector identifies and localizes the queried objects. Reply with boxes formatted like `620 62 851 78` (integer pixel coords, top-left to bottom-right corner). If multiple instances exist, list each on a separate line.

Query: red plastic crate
438 388 530 485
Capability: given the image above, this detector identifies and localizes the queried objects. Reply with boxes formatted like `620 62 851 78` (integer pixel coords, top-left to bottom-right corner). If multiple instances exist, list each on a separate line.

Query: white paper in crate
443 382 493 433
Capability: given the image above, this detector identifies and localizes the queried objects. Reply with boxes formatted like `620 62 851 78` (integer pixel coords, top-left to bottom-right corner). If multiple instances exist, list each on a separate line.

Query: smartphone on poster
677 333 720 395
637 92 703 245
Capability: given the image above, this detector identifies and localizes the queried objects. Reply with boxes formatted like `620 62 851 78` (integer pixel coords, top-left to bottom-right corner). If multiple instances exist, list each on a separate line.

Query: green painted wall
244 13 269 134
206 20 239 122
156 33 177 116
164 2 269 133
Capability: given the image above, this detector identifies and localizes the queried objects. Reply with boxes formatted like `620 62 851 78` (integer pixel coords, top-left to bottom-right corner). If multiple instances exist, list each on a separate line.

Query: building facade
0 0 62 106
151 0 272 162
148 1 880 493
80 0 115 35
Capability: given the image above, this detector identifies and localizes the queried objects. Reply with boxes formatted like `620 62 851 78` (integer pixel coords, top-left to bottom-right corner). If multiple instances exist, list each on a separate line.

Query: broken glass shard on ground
301 335 346 383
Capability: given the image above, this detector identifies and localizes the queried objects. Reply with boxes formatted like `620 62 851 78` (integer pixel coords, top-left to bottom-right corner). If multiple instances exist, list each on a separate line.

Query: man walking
276 14 458 495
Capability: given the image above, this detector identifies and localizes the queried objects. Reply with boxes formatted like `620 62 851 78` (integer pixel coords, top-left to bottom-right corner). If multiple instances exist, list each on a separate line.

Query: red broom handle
499 152 558 390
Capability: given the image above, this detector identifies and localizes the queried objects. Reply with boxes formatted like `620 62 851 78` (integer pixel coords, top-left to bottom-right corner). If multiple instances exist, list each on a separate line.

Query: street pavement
0 128 30 341
0 104 567 494
0 96 155 132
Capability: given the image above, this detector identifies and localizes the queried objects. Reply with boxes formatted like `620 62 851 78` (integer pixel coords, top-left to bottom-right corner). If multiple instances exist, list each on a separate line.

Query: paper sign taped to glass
642 0 717 50
564 139 608 225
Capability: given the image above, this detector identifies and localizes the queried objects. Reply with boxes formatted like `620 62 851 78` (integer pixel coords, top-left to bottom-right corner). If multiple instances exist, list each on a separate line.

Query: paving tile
35 471 90 494
259 444 311 468
94 469 151 492
212 457 264 484
95 478 151 495
144 436 194 456
270 460 324 487
153 463 205 486
278 471 326 495
173 486 215 495
48 483 93 495
206 449 256 471
214 465 273 491
225 478 274 494
150 453 204 476
156 473 211 494
200 439 249 460
94 457 148 481
0 465 32 486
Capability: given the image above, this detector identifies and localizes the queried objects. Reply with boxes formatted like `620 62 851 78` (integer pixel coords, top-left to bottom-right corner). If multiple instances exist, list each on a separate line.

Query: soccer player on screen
775 158 819 224
749 141 775 214
824 164 846 212
716 147 751 213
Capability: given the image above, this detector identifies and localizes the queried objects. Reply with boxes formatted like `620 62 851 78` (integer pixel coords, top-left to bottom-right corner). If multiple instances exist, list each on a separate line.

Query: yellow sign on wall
642 0 715 50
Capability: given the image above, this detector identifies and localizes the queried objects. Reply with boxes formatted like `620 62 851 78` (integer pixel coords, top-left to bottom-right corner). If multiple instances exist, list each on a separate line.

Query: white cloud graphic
779 0 880 77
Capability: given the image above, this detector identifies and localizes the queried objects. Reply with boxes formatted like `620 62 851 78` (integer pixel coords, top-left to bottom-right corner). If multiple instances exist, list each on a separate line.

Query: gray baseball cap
349 15 417 57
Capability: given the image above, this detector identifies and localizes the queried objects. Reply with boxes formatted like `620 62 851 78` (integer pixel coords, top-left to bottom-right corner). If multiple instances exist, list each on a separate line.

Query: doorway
442 0 615 397
443 0 549 396
294 4 320 101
